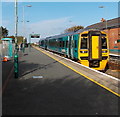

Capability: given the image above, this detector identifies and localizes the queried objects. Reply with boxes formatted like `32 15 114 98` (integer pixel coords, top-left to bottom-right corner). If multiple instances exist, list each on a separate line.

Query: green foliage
64 25 84 33
7 36 24 44
0 26 8 38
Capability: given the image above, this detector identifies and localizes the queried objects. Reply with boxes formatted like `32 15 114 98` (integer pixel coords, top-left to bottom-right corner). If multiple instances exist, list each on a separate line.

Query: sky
1 1 119 43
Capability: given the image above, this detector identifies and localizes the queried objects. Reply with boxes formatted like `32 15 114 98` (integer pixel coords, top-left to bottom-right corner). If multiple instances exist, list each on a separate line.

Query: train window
102 37 107 49
75 40 77 48
41 40 44 46
61 41 63 47
63 41 65 48
81 38 87 49
59 41 62 47
66 41 68 48
60 41 64 48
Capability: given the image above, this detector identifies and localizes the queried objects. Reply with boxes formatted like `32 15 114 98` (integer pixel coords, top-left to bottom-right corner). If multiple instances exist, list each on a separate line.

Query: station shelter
1 38 14 60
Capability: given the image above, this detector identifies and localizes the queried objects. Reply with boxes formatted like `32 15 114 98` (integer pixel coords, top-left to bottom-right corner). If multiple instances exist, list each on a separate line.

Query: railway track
109 54 120 70
105 54 120 78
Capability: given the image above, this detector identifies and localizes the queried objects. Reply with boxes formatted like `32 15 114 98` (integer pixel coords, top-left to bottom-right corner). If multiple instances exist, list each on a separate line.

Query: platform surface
2 47 119 115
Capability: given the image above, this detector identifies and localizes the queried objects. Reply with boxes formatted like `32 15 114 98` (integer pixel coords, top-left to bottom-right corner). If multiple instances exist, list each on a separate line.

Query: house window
117 39 120 43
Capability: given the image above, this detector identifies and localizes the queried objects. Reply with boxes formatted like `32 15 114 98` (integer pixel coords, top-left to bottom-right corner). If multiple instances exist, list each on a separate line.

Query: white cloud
19 17 74 42
2 0 21 1
29 17 70 36
2 0 119 2
4 17 74 40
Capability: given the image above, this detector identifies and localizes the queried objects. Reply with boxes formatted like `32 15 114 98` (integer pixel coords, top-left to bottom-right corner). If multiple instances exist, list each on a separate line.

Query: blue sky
1 1 119 42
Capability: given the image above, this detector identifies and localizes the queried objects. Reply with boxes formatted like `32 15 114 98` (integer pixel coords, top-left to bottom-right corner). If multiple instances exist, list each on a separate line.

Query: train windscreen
81 38 87 49
101 37 107 49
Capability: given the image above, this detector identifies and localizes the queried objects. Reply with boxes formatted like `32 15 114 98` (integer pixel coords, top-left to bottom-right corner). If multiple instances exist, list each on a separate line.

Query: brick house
86 17 120 53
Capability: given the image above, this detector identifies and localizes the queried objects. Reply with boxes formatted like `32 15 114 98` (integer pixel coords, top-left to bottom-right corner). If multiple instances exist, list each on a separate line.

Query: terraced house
86 17 120 53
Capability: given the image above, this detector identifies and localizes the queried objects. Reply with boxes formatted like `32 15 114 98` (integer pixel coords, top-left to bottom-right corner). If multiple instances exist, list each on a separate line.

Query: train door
88 31 102 67
68 35 74 58
91 36 99 59
73 34 78 59
68 36 71 58
45 40 47 50
71 36 74 59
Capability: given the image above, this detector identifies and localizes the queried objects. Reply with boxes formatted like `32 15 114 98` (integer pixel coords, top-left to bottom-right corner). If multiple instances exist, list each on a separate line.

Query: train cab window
81 34 88 37
81 38 87 49
102 37 107 49
101 34 106 37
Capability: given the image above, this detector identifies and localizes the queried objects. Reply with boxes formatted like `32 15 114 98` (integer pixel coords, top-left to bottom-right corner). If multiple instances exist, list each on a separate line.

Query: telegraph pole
22 5 32 53
14 0 19 78
22 6 25 53
99 6 107 29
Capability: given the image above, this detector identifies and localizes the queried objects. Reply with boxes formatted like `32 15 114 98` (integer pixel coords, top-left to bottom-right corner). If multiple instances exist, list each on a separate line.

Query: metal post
22 6 25 53
22 6 26 53
22 5 32 53
105 8 107 29
14 0 19 78
99 6 107 29
29 34 31 52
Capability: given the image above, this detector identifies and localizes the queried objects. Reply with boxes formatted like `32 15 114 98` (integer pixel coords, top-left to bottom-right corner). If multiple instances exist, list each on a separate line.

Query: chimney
101 18 106 22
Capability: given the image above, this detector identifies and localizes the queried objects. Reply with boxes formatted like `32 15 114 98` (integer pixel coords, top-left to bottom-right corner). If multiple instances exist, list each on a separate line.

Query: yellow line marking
34 46 120 97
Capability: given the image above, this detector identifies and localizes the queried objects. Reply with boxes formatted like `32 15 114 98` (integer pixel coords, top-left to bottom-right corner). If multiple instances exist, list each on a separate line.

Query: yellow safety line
34 46 120 97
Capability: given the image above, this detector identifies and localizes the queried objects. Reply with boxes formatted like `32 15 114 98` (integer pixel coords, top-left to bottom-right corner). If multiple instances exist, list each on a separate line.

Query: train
39 29 109 70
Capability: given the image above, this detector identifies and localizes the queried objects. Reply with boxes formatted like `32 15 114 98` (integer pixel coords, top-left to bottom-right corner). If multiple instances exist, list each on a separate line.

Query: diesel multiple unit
39 29 109 70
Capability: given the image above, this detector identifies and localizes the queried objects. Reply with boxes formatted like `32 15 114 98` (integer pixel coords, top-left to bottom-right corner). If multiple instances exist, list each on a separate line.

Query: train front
78 30 109 70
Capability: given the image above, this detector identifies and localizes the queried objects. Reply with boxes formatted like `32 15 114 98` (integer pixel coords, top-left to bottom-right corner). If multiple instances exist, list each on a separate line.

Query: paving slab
34 46 120 96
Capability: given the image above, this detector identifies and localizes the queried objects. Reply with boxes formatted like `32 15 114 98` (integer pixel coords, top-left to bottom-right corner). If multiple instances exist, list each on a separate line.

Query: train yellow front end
78 30 109 70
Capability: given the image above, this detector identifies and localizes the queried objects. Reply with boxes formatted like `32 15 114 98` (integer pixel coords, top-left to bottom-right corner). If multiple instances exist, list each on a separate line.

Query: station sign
30 34 40 38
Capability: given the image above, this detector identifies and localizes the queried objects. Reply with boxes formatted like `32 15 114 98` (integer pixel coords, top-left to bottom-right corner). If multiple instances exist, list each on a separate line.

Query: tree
0 26 8 38
7 36 24 44
64 25 84 33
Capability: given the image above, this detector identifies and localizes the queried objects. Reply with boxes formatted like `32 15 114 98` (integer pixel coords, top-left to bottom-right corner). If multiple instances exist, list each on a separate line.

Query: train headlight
80 51 88 53
102 50 107 53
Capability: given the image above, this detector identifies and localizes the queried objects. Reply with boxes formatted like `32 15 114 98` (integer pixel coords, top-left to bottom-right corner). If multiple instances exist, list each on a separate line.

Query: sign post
29 34 40 52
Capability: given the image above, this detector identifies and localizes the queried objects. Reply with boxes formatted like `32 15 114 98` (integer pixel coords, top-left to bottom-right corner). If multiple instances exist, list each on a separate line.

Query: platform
2 47 119 115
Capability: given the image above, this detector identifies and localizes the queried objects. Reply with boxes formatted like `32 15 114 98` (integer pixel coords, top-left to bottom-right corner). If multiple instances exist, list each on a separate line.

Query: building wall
104 27 120 53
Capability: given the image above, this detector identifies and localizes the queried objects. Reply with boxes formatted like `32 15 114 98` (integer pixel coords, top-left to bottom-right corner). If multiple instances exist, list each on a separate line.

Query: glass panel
75 40 77 48
102 37 107 49
66 41 68 48
81 38 87 49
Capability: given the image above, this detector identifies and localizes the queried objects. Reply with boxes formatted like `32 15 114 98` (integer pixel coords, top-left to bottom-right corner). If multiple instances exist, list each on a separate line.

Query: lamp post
22 5 32 53
14 0 19 78
99 6 107 29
